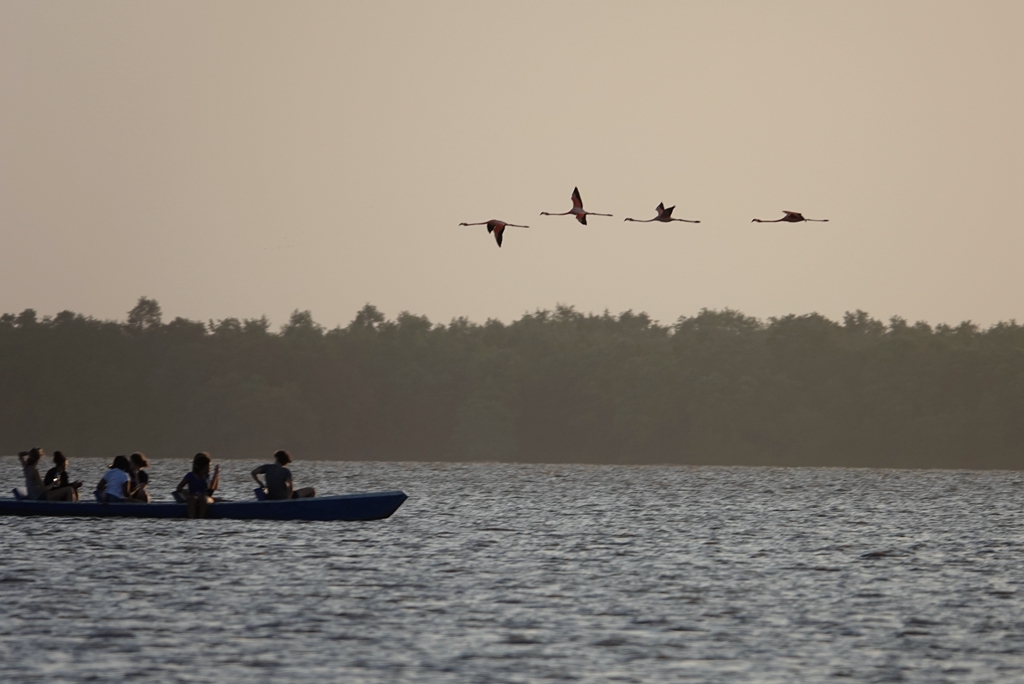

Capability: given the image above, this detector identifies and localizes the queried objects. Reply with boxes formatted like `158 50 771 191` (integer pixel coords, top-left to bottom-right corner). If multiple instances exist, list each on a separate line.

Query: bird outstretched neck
627 217 700 223
753 211 829 223
540 187 611 225
459 219 528 247
626 202 699 223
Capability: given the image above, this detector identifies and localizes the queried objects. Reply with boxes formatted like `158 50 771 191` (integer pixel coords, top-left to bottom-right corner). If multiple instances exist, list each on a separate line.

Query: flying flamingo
458 219 528 248
751 211 828 223
540 187 612 225
624 202 699 224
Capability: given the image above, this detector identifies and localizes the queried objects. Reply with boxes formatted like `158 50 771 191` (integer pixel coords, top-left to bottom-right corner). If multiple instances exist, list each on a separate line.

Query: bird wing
656 202 665 213
783 211 802 218
662 205 675 218
571 187 583 210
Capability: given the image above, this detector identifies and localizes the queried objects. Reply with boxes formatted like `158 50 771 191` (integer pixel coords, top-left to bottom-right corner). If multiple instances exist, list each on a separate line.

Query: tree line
1 298 1021 469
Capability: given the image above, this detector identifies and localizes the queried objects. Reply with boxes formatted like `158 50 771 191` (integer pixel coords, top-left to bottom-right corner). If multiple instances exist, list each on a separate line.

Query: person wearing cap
251 450 316 500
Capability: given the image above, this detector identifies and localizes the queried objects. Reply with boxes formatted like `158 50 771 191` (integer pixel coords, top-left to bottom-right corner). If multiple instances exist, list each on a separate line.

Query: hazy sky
2 1 1021 329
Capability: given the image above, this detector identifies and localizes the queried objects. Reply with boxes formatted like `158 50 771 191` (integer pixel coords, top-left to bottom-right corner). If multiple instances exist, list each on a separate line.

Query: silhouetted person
44 451 83 502
128 452 151 503
251 450 316 500
176 453 220 518
19 447 76 502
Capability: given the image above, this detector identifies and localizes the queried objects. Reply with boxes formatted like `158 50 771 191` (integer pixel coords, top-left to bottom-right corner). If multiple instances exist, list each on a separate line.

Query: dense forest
1 298 1022 469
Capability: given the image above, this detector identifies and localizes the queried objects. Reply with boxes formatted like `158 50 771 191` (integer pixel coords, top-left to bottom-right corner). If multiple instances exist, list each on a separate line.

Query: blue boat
0 490 407 521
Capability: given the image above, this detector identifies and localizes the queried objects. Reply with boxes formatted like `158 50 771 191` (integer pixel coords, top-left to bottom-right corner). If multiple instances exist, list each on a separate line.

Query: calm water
1 458 1023 683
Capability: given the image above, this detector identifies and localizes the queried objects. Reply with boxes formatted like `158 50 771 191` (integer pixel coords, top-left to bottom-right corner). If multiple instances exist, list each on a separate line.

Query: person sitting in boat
43 451 83 502
128 452 151 503
176 452 220 518
96 455 134 503
251 450 316 500
18 447 77 501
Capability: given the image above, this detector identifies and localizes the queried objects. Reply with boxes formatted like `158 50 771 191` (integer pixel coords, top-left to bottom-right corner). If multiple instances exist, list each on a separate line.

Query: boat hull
0 490 407 521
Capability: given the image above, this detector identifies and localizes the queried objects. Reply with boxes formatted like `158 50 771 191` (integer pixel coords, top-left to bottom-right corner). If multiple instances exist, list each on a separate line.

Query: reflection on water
1 459 1023 683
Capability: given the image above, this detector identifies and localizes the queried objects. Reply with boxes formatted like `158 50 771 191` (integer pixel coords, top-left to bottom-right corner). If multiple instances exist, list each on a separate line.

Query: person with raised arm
251 450 316 500
176 452 220 518
19 447 76 502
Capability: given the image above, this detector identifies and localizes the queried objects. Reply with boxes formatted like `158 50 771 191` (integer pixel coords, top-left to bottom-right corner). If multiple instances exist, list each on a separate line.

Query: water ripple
1 459 1023 682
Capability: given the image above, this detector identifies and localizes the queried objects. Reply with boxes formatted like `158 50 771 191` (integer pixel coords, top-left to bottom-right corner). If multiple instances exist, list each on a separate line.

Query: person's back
97 456 132 502
252 450 315 500
258 462 293 500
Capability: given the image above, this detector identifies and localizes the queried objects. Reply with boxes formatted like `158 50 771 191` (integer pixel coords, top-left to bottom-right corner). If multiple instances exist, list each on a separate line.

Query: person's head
111 455 131 472
26 447 44 467
273 450 292 466
53 451 68 469
192 452 211 475
130 452 149 469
